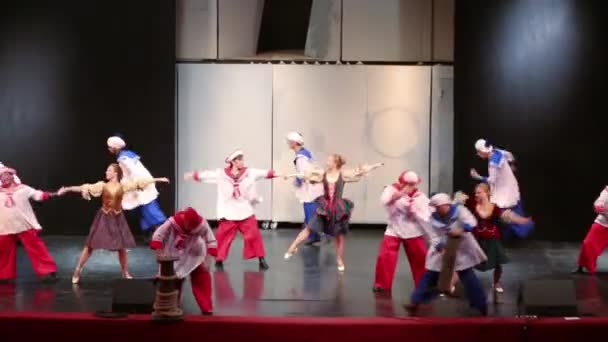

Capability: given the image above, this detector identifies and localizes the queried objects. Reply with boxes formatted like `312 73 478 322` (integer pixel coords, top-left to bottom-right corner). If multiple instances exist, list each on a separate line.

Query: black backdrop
0 0 175 235
455 0 608 241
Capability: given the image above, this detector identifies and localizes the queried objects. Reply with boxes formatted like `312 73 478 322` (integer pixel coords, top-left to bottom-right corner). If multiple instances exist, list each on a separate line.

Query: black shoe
259 257 269 270
571 266 585 274
404 303 419 316
41 272 58 283
215 261 224 271
372 287 386 293
202 311 213 316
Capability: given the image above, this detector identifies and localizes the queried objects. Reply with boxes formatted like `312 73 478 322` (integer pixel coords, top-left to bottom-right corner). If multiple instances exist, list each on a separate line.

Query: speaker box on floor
112 278 156 314
518 279 578 317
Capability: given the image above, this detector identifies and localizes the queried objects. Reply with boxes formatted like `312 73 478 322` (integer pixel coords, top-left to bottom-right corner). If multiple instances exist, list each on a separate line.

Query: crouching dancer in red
0 165 57 281
150 207 217 315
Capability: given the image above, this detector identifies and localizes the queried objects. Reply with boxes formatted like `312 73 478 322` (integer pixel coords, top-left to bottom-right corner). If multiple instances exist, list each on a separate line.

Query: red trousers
374 235 427 291
216 215 265 261
578 222 608 274
0 229 57 280
178 264 213 313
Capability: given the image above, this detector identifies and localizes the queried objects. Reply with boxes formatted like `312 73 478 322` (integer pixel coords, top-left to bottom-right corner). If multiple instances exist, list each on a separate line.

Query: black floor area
2 229 608 317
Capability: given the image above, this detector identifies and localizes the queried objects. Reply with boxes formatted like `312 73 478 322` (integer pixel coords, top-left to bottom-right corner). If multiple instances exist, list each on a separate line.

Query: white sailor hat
286 132 304 144
429 193 452 207
399 171 421 185
225 149 244 163
107 136 126 149
474 139 493 154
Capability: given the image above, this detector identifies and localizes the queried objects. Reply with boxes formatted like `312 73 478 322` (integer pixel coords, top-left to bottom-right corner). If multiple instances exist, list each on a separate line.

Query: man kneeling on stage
150 207 217 315
405 193 488 316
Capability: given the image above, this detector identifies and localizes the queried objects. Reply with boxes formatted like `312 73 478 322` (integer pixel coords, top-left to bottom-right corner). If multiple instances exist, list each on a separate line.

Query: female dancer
0 165 57 281
283 154 382 272
58 163 169 283
373 171 430 293
470 139 534 238
457 183 531 293
150 207 217 314
405 193 487 316
573 185 608 274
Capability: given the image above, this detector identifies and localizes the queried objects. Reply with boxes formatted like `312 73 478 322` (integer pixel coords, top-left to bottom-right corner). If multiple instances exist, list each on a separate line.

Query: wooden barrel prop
438 235 462 293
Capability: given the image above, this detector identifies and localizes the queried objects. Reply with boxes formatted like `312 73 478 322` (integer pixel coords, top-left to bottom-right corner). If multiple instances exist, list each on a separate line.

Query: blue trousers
501 201 535 240
140 200 167 231
411 268 487 315
303 202 320 242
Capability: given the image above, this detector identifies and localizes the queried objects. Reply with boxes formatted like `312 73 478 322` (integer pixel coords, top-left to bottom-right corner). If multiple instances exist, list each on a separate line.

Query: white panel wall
271 65 367 223
177 64 450 223
177 64 273 220
364 66 431 222
430 65 454 194
342 0 432 62
176 0 218 60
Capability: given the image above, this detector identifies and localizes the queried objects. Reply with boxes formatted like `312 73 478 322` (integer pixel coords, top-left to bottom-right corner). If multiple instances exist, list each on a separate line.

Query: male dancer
405 193 487 316
373 171 429 293
0 165 57 281
107 135 167 240
286 132 324 245
184 149 282 270
574 185 608 274
470 139 534 238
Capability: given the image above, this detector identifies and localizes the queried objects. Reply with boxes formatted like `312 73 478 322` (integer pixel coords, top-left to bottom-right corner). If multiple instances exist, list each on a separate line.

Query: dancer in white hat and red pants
151 207 217 314
184 149 283 270
373 171 430 293
0 165 57 281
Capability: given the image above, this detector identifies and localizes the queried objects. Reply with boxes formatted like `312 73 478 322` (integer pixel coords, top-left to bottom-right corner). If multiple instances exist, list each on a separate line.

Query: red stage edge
2 312 608 341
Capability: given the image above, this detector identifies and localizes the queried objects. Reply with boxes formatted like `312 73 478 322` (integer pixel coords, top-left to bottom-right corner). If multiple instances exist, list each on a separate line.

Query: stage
2 229 608 318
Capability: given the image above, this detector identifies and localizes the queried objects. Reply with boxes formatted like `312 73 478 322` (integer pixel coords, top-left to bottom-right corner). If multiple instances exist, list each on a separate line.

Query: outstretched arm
122 177 169 193
58 181 105 200
343 162 384 182
25 186 54 202
184 169 218 183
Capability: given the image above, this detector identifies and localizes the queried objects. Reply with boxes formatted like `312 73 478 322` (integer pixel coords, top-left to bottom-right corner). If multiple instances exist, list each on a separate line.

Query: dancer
184 149 282 270
0 165 57 281
150 207 217 315
405 193 488 316
0 162 20 184
107 135 167 240
283 154 383 272
573 185 608 274
57 163 169 283
457 183 531 293
373 171 430 293
286 132 324 245
470 139 534 238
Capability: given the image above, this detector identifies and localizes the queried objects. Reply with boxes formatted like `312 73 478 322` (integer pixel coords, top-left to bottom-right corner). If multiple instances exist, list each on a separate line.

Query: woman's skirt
475 238 508 271
85 209 136 251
